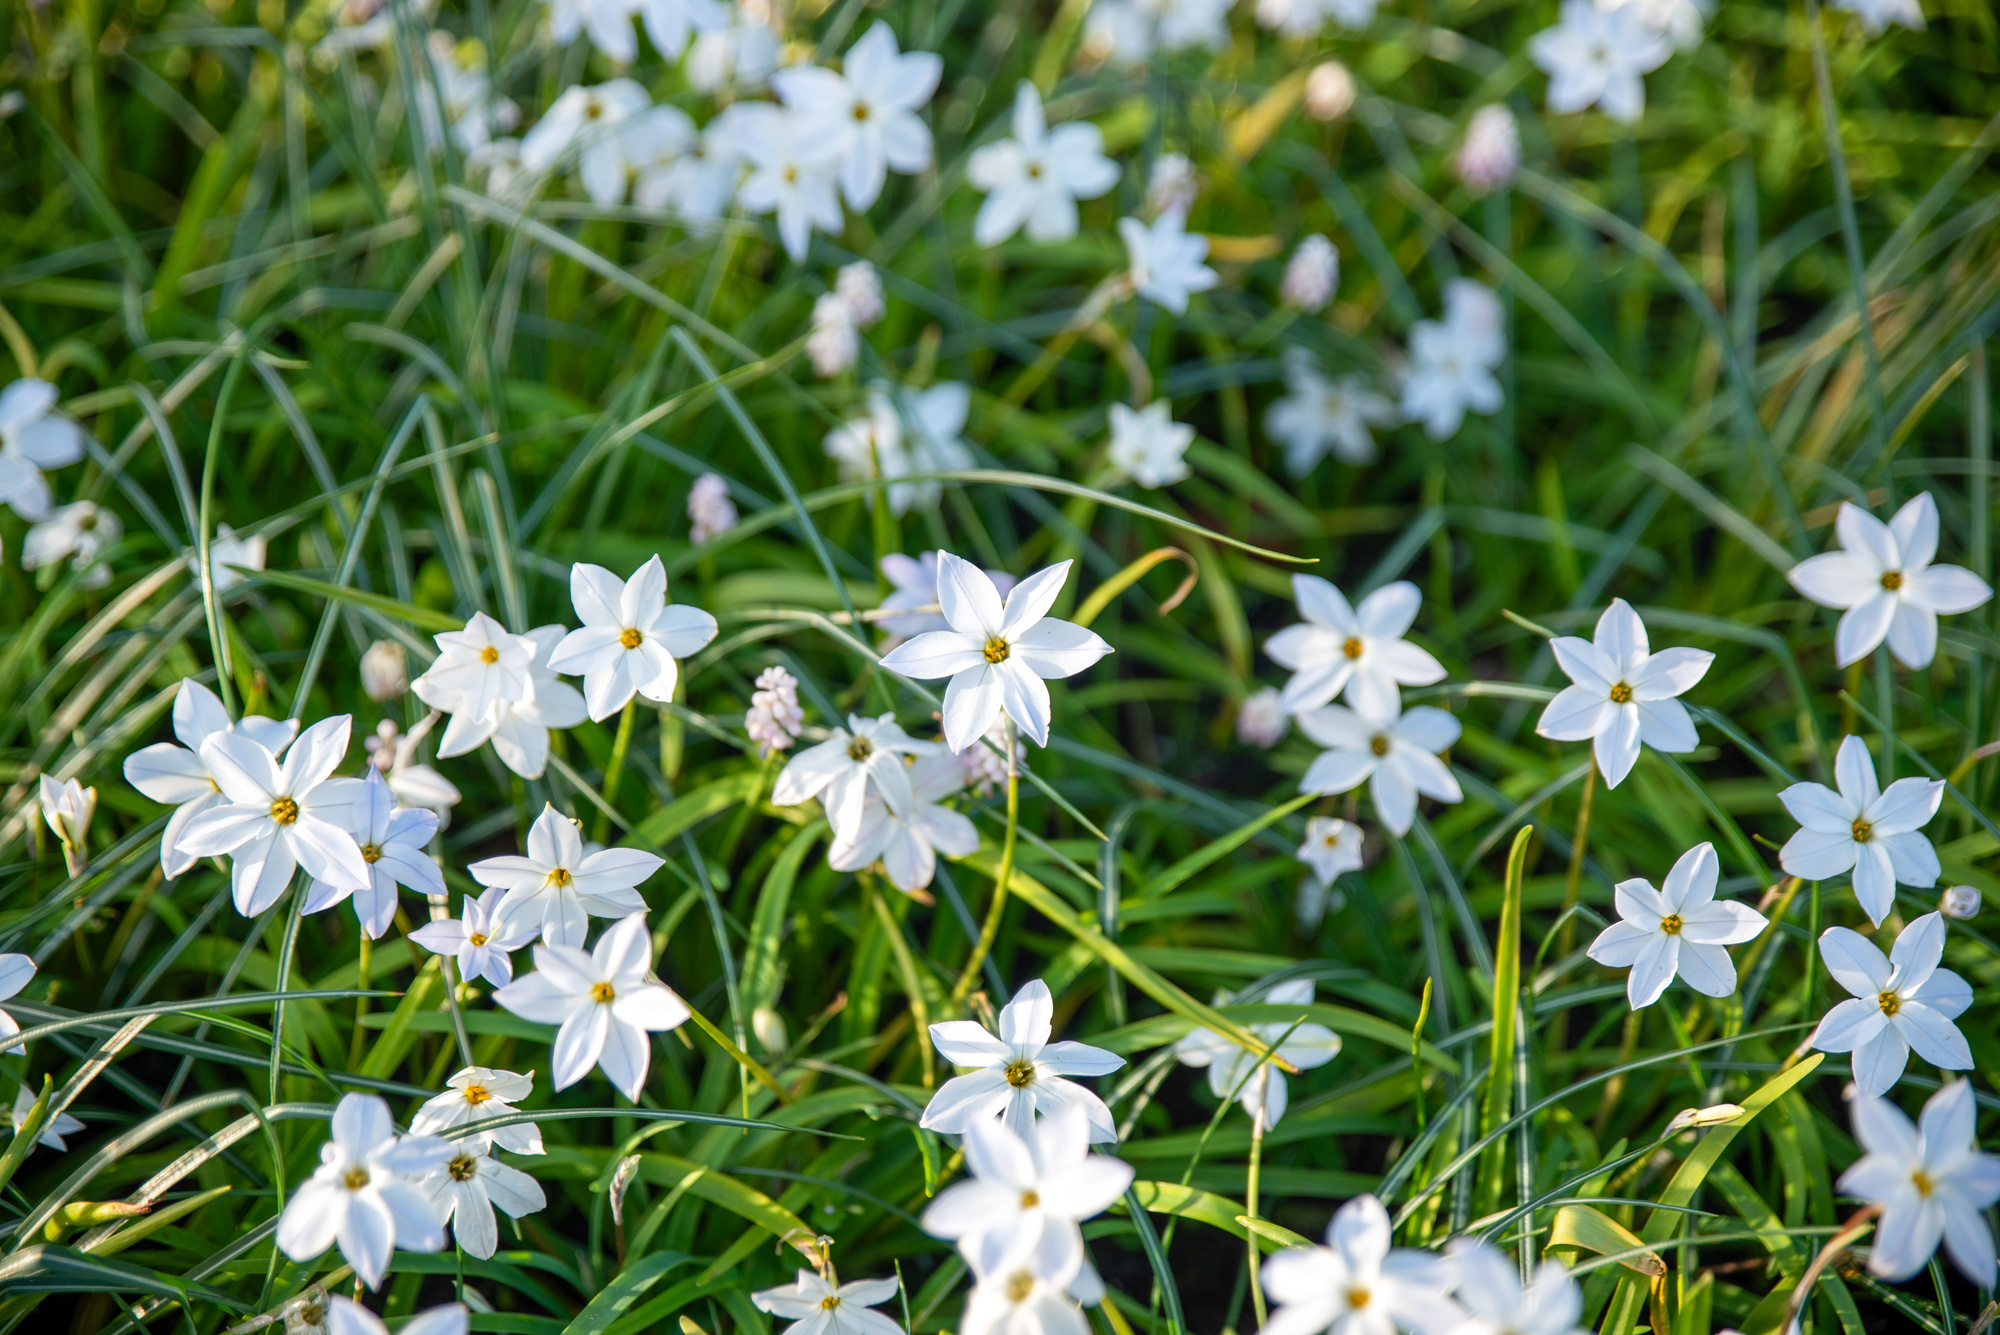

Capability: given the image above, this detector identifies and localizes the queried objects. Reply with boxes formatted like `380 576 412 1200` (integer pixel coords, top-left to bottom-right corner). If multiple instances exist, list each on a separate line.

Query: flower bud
1666 1103 1744 1133
752 1006 789 1055
39 775 96 877
360 639 409 702
1236 687 1290 748
1304 62 1356 122
1455 105 1520 196
1279 235 1339 313
1940 884 1981 920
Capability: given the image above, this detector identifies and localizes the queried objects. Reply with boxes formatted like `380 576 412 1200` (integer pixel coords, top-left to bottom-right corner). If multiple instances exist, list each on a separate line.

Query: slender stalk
1550 760 1596 1052
268 879 307 1107
1411 977 1432 1132
197 354 247 714
1246 1068 1269 1331
952 721 1018 1006
596 698 638 844
1875 647 1896 786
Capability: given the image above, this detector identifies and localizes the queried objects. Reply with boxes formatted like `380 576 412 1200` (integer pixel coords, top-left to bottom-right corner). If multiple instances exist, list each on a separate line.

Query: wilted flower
360 640 409 702
1236 687 1289 749
1280 235 1339 312
745 665 805 755
410 886 540 992
1456 105 1520 194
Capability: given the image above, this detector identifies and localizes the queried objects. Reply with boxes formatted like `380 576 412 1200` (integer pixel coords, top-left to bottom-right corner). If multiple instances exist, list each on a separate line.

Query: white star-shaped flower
421 1136 547 1260
124 680 300 879
1828 0 1923 34
1266 576 1445 717
1297 817 1364 885
771 22 940 211
731 103 844 262
1447 1241 1587 1335
1535 597 1713 788
878 552 1018 645
828 749 980 895
879 554 1113 753
1401 279 1505 441
1786 494 1990 669
11 1086 85 1152
23 501 120 587
0 954 37 1055
410 1066 545 1155
411 886 541 990
1840 1080 1999 1286
921 979 1126 1144
1778 734 1942 926
276 1093 451 1289
1260 1194 1461 1335
519 80 652 206
635 0 726 58
473 804 664 949
548 556 718 722
773 713 934 844
1119 208 1218 314
542 0 644 62
302 767 444 940
1296 696 1463 837
1175 979 1341 1130
1528 0 1670 123
1264 351 1396 475
325 1298 468 1335
752 1271 906 1335
1106 401 1193 489
969 82 1120 247
0 377 88 521
1808 912 1972 1096
1585 843 1767 1009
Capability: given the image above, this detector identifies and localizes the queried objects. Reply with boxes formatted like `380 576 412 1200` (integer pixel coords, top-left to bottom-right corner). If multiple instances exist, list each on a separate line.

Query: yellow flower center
463 1084 491 1104
1342 637 1364 659
821 1296 842 1311
620 627 644 649
468 931 489 947
1004 1059 1036 1088
549 867 574 888
1660 914 1683 935
343 1167 370 1190
1323 834 1341 847
449 1154 478 1182
1851 819 1873 844
1878 990 1901 1016
591 982 617 1003
848 736 875 762
984 636 1011 664
269 797 299 826
1608 681 1633 704
1027 163 1043 179
360 843 382 864
1881 571 1904 592
852 103 870 121
1020 1190 1040 1208
1369 734 1391 757
1345 1287 1371 1311
480 645 499 664
1912 1168 1935 1196
1006 1272 1036 1303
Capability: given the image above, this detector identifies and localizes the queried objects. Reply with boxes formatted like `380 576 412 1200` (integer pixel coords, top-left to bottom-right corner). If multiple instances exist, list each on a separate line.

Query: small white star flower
1786 494 1990 669
878 552 1019 646
0 954 34 1054
1598 0 1708 50
634 114 743 216
921 979 1126 1144
1778 734 1942 926
821 383 976 515
1144 153 1198 217
1265 350 1397 474
1106 401 1193 489
753 1271 906 1335
1254 0 1377 33
422 1136 547 1260
1536 598 1713 788
1585 843 1767 1009
473 804 664 949
688 6 780 92
520 80 652 205
197 524 268 592
773 713 935 843
10 1086 85 1151
1119 208 1218 315
1455 105 1521 195
411 888 541 990
969 82 1118 247
1266 576 1446 717
1840 1079 1999 1285
1401 279 1505 440
1298 817 1364 885
1296 697 1463 837
1084 0 1231 65
410 1066 544 1155
1175 980 1340 1130
410 611 535 762
921 1105 1133 1276
1446 1241 1587 1335
23 501 120 587
1260 1193 1461 1335
494 912 693 1100
878 553 1114 753
1529 0 1669 123
732 103 845 262
276 1093 452 1290
542 0 643 62
548 556 719 722
0 378 88 521
301 767 443 940
828 749 979 895
771 22 940 211
1809 911 1972 1096
176 715 372 916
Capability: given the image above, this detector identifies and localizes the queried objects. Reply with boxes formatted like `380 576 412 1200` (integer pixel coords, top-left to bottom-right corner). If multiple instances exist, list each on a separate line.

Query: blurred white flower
688 4 781 92
549 556 719 721
1828 0 1923 33
1145 153 1199 217
1455 105 1520 194
880 554 1113 752
411 887 541 992
968 82 1119 247
326 1298 468 1335
1265 351 1396 474
542 0 642 63
475 803 664 949
0 955 34 1054
1279 235 1339 312
1786 494 1990 669
1084 0 1231 65
1585 843 1766 1009
772 23 940 210
879 552 1019 645
633 114 742 215
1256 0 1377 34
961 712 1025 795
1401 279 1505 440
365 717 465 814
773 713 934 842
494 912 692 1099
1303 61 1357 121
1297 816 1362 883
1119 209 1218 315
732 104 844 262
1448 1241 1587 1335
468 137 533 206
276 1093 451 1289
1260 1194 1461 1335
1597 0 1707 50
38 774 95 876
313 0 440 55
1266 576 1446 717
1529 0 1669 124
11 1086 85 1151
1536 598 1713 788
1237 686 1290 749
360 640 409 702
1175 979 1340 1129
619 104 698 203
1940 885 1981 919
1297 697 1463 837
1809 912 1971 1096
1840 1080 1997 1284
753 1272 906 1335
124 679 299 879
197 524 268 592
921 978 1125 1143
520 80 651 205
960 1240 1090 1335
687 472 738 545
1778 734 1942 926
423 1137 547 1260
0 378 88 521
746 665 805 755
836 260 886 327
422 33 519 154
822 383 975 515
1106 401 1193 489
829 749 979 894
177 716 373 916
808 293 861 377
23 502 119 587
636 0 727 59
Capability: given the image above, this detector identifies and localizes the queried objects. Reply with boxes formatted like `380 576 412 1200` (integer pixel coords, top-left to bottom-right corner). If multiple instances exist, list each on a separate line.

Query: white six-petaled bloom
879 551 1019 646
422 1135 547 1260
828 748 979 895
688 4 781 91
1298 817 1364 885
1778 734 1942 926
1144 153 1198 217
409 611 534 760
326 1297 469 1335
276 1092 451 1289
1260 1193 1461 1335
1840 1079 1999 1285
1528 0 1669 124
411 1066 546 1155
836 260 886 328
124 680 301 880
549 556 719 722
1119 208 1218 315
1401 279 1505 441
1266 577 1446 718
808 293 861 377
773 713 934 843
732 103 844 262
473 804 664 949
636 0 727 60
960 1237 1091 1335
1265 350 1397 475
921 978 1126 1143
969 82 1119 247
1808 911 1972 1096
1175 979 1340 1130
772 23 940 211
10 1086 85 1151
23 501 120 587
1297 697 1463 837
1786 494 1990 669
1585 843 1767 1009
1237 686 1290 749
1446 1241 1587 1335
470 626 591 781
821 382 975 517
303 767 444 940
494 912 693 1100
0 954 33 1054
879 554 1114 754
0 378 88 521
520 80 651 205
1106 401 1193 489
752 1271 906 1335
1536 597 1713 788
176 715 373 916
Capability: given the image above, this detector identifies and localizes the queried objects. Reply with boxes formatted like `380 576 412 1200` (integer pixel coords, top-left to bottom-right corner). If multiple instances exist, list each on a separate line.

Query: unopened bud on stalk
360 639 409 701
1940 884 1981 919
38 775 96 877
753 1006 789 1054
1666 1103 1744 1133
1304 62 1356 122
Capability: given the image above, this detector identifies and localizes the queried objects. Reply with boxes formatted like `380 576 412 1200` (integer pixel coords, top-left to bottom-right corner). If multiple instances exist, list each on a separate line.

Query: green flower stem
597 698 638 845
952 724 1018 1007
